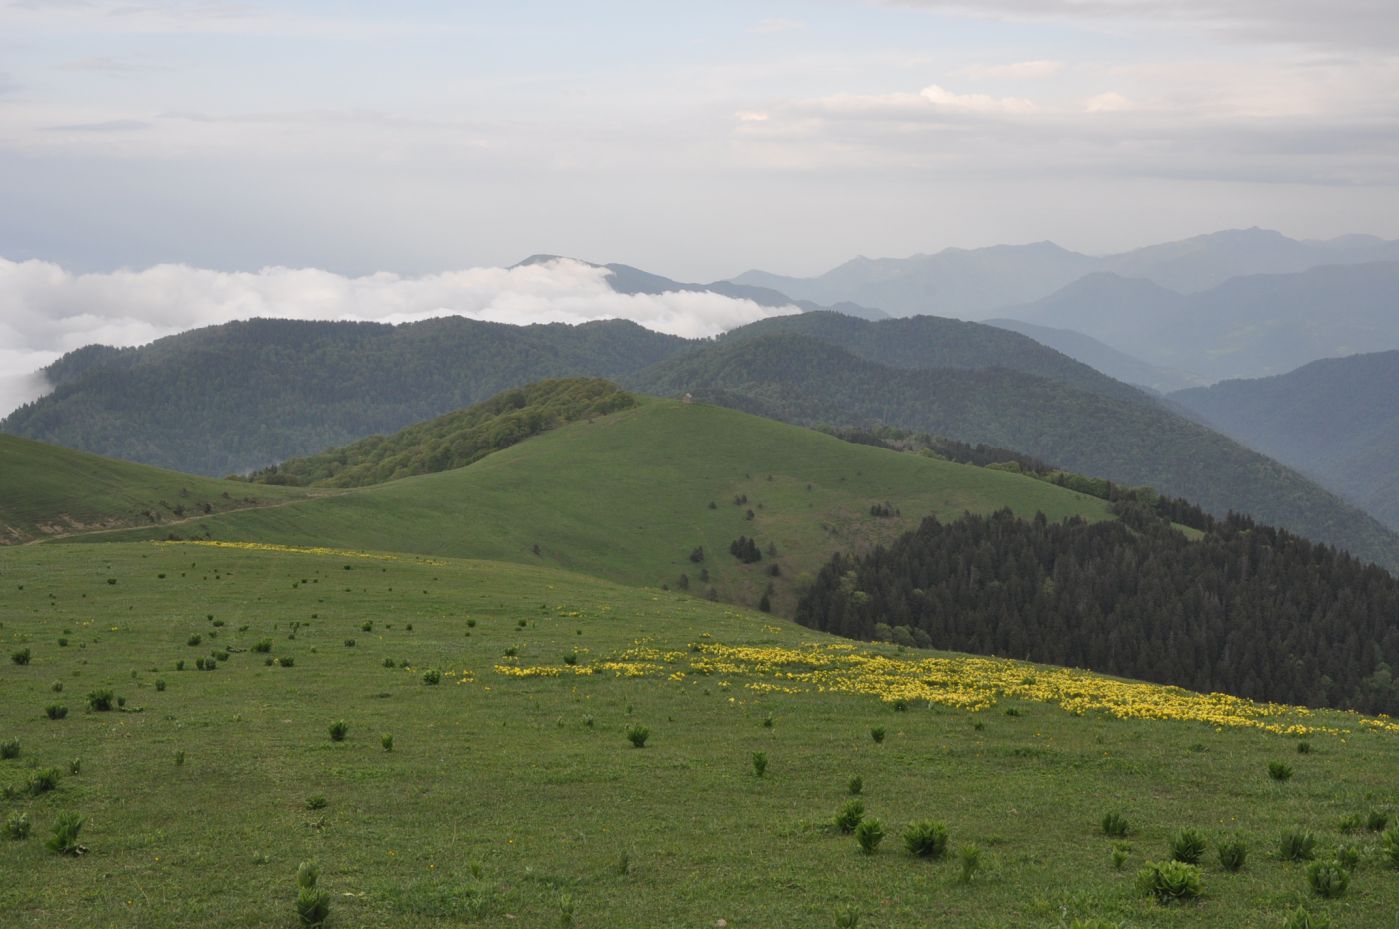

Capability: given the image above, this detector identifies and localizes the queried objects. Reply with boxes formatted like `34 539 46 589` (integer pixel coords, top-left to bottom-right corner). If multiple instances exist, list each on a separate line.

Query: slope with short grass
1 540 1397 928
69 398 1116 613
0 434 307 545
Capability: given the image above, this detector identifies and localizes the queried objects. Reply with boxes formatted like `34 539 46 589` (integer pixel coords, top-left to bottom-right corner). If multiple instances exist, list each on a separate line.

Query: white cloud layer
0 257 799 417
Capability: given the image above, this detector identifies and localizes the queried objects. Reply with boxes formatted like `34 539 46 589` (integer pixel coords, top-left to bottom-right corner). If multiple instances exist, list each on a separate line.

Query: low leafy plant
67 758 80 775
855 818 885 854
557 891 575 928
253 639 273 653
1137 860 1202 903
1307 859 1350 898
278 656 295 668
0 737 19 759
1269 761 1294 782
343 639 356 648
1216 836 1247 872
328 720 349 742
1111 844 1131 870
957 843 983 883
1169 828 1207 864
186 634 201 647
1296 740 1312 754
1338 812 1363 832
1381 828 1399 867
833 904 860 928
295 860 329 926
29 767 60 795
562 651 578 666
1282 905 1331 929
625 725 649 748
422 668 442 685
11 647 31 665
154 679 166 692
762 713 775 729
1100 811 1129 838
174 749 185 767
847 775 863 796
902 820 949 859
46 704 67 720
1336 843 1361 871
4 811 30 840
752 751 768 778
46 811 86 856
87 689 114 712
869 726 885 744
1366 808 1390 832
835 799 865 834
1280 829 1317 862
383 657 396 668
381 733 394 752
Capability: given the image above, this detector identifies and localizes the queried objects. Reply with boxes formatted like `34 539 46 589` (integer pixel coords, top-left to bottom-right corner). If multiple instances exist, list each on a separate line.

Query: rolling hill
0 433 306 544
626 335 1399 572
984 318 1199 394
1171 350 1399 532
67 397 1116 614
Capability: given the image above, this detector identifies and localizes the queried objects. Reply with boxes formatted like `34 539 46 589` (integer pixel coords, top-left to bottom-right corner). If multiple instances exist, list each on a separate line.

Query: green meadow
2 541 1397 928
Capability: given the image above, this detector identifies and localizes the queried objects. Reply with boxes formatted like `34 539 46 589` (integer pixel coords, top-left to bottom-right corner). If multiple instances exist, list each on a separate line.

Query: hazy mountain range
732 228 1399 322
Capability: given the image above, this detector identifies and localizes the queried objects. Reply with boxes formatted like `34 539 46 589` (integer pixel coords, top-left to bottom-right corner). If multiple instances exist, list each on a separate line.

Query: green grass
70 399 1113 612
1 541 1396 927
0 434 307 545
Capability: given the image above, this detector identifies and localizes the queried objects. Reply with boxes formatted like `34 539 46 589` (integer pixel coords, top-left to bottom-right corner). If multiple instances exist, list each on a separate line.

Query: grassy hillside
69 399 1115 614
0 434 305 545
1 540 1397 928
627 335 1399 572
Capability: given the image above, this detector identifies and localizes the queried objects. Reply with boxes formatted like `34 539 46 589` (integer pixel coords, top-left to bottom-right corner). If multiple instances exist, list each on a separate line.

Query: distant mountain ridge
1171 350 1399 533
732 228 1399 321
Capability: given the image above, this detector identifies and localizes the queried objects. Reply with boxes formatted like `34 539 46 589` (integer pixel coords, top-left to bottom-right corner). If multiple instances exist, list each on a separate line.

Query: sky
2 0 1398 413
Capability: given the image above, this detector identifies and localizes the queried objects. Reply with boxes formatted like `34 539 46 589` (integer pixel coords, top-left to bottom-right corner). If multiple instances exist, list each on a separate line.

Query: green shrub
174 750 185 767
306 795 327 811
58 638 68 647
87 689 114 711
29 767 60 795
957 843 983 883
1280 829 1317 862
902 820 949 858
422 668 442 685
46 811 86 856
869 726 885 744
381 733 394 752
558 891 575 928
562 651 578 666
343 639 356 648
1366 808 1390 832
1216 836 1247 872
752 751 768 778
1169 828 1207 864
1307 859 1350 898
1338 812 1362 832
762 713 775 729
278 656 295 668
154 678 166 692
361 621 373 632
625 725 649 748
847 775 863 796
11 647 31 665
51 681 63 692
328 720 349 742
383 657 396 668
503 646 518 658
0 737 19 759
1296 740 1312 754
4 811 30 840
253 639 273 653
835 799 865 834
45 704 67 720
67 758 80 775
1269 761 1294 781
295 860 330 926
186 634 201 647
854 818 885 854
1100 811 1129 838
1137 860 1202 903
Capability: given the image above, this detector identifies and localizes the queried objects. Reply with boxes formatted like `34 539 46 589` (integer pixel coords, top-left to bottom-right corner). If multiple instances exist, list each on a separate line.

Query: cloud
960 60 1064 81
0 257 799 416
751 19 806 34
1084 91 1133 112
878 1 1399 51
920 84 1037 113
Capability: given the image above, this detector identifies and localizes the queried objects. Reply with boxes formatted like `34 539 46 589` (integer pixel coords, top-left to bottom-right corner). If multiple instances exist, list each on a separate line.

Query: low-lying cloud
0 256 799 417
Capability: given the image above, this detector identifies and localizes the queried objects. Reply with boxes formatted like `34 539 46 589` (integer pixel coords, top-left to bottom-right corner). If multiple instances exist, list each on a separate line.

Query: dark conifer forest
796 502 1399 714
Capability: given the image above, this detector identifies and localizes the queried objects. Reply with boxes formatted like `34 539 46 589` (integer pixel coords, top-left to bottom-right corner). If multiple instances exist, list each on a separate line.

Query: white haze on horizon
0 256 800 418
